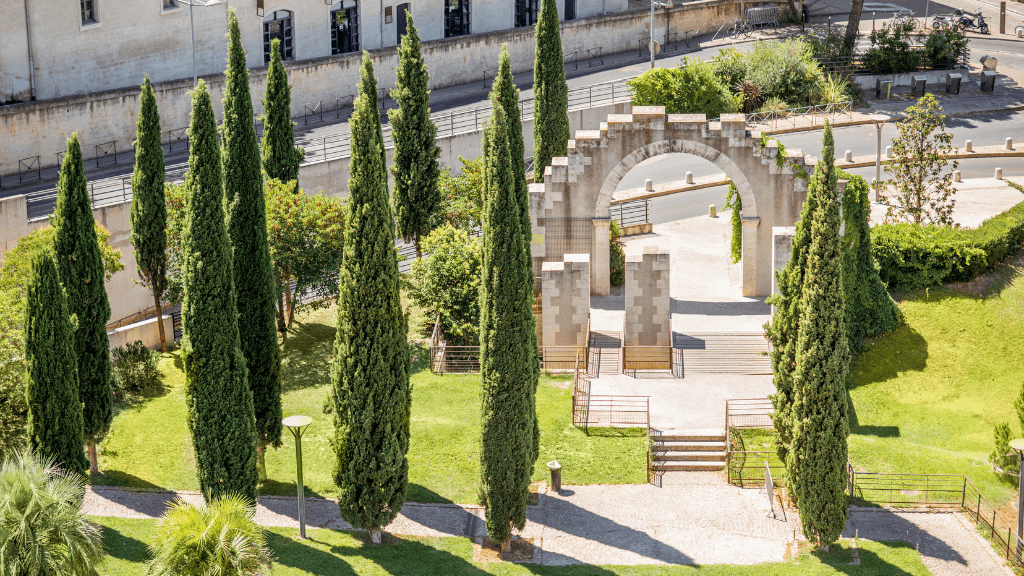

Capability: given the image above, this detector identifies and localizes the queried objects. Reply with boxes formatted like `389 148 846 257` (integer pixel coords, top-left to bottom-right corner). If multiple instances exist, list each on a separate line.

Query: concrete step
650 440 727 452
652 429 726 443
651 461 726 471
653 451 727 462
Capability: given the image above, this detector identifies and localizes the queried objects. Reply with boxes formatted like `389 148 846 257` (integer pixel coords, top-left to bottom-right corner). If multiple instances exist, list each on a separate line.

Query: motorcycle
956 10 990 34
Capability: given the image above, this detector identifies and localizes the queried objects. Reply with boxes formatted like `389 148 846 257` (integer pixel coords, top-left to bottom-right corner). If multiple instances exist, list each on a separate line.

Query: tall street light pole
283 415 313 539
1010 439 1024 554
177 0 223 88
869 114 889 202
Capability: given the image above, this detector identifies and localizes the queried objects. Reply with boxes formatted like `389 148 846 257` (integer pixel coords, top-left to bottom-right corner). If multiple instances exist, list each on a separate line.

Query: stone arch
528 106 812 298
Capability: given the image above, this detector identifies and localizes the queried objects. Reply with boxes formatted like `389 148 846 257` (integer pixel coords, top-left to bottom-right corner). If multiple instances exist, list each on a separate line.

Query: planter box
851 68 969 90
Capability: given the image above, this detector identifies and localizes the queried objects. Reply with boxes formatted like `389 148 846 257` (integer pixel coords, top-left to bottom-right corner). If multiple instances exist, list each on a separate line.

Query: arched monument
528 107 815 297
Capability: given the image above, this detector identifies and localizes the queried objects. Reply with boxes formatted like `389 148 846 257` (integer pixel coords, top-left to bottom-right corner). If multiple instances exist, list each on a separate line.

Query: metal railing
745 101 853 132
724 398 778 486
572 394 649 430
727 449 785 487
725 398 774 431
814 46 970 77
611 198 650 228
428 344 585 374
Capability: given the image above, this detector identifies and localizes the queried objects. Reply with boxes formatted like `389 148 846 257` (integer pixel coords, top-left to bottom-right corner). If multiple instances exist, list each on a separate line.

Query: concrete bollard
645 178 653 192
685 171 694 184
547 461 561 492
885 145 892 158
953 170 962 182
1007 137 1014 150
709 204 717 218
996 167 1003 180
965 139 973 152
845 150 853 162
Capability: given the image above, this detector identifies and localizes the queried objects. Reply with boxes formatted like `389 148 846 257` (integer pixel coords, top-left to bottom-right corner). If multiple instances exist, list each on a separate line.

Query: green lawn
95 305 646 504
848 260 1024 505
93 516 930 576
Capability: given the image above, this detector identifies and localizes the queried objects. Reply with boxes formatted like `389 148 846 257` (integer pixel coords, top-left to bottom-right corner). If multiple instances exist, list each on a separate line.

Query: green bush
610 219 625 287
989 422 1016 474
803 32 854 62
408 224 482 346
923 27 967 69
864 21 920 75
627 58 738 117
742 39 824 106
111 340 160 396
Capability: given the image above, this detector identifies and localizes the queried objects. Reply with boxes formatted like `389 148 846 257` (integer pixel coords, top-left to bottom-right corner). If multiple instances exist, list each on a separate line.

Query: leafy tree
147 495 272 576
24 254 88 477
409 224 482 346
130 74 169 352
52 134 113 476
725 181 742 264
532 0 569 183
265 179 346 327
162 182 189 306
883 94 957 226
436 157 485 232
0 451 105 575
479 99 536 552
181 80 259 503
390 13 441 259
838 170 903 351
222 10 282 484
0 226 122 460
261 38 305 186
609 219 625 287
628 59 739 117
330 53 411 545
789 122 850 550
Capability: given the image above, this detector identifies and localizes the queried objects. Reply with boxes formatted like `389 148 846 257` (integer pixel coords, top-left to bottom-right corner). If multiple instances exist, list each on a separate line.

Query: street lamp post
1009 439 1024 554
283 415 313 539
176 0 224 88
869 114 890 203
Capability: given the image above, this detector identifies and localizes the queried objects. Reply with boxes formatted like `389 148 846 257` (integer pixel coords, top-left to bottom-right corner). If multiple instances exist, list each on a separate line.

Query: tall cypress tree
492 46 540 465
131 75 169 352
261 38 305 187
25 253 88 477
789 122 850 550
532 0 569 184
479 99 536 552
181 80 259 503
330 53 411 545
222 9 282 484
53 133 113 476
390 13 441 259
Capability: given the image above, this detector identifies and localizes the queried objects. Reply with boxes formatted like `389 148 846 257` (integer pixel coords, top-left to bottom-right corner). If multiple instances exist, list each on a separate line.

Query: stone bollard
953 170 962 182
547 461 562 492
645 178 654 192
685 171 694 184
885 145 892 158
996 167 1004 180
1007 137 1014 150
845 150 853 162
709 204 717 218
965 139 973 152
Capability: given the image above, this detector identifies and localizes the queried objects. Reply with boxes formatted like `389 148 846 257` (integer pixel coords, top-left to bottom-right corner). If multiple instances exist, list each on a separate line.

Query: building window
515 0 537 27
331 2 359 55
263 10 294 64
163 0 178 9
564 0 575 20
81 0 98 24
444 0 470 38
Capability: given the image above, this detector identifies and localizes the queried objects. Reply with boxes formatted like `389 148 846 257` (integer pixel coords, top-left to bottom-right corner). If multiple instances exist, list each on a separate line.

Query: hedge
872 188 1024 291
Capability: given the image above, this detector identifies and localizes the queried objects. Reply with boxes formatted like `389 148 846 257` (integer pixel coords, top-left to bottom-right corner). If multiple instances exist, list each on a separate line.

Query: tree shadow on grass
90 468 166 492
280 319 336 392
99 524 150 563
259 478 330 499
847 389 900 439
849 324 927 388
811 541 924 576
406 482 458 505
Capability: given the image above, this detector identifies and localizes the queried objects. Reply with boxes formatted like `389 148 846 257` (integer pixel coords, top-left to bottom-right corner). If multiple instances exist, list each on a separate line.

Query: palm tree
147 494 273 576
0 451 106 576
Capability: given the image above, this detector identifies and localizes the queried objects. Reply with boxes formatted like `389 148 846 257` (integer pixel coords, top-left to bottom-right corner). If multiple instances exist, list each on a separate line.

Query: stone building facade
1 0 623 102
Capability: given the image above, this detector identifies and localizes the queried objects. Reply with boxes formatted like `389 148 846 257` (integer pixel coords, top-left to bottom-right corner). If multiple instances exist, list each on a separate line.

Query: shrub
711 48 746 88
743 39 824 106
804 32 854 62
610 219 625 287
627 58 738 117
758 96 790 113
111 340 160 396
990 422 1016 474
864 21 920 74
814 75 852 106
923 27 967 69
408 224 482 346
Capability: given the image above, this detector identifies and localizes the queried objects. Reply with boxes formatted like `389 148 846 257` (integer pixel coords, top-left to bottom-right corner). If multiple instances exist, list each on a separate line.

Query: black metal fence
814 46 969 77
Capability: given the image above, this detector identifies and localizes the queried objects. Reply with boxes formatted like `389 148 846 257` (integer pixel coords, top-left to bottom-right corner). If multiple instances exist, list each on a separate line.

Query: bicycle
890 10 918 29
728 17 753 38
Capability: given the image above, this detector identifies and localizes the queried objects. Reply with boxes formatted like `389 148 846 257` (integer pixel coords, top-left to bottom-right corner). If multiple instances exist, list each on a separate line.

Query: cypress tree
181 80 259 503
479 99 536 552
330 53 410 545
261 38 305 186
789 122 850 550
532 0 570 184
131 75 169 352
492 45 540 464
53 133 113 476
25 253 88 477
222 9 282 484
390 13 441 259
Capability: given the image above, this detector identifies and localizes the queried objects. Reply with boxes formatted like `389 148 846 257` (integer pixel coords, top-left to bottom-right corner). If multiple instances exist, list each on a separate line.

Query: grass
93 516 930 576
847 256 1024 506
95 304 647 504
727 428 783 487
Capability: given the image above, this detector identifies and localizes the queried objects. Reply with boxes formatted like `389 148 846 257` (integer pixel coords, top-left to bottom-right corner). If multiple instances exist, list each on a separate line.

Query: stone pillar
740 216 761 297
624 247 671 347
542 254 591 349
0 195 30 255
771 227 797 303
591 217 611 296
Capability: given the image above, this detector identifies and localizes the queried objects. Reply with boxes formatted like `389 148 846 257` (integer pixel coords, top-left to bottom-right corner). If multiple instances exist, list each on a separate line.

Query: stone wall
542 254 591 348
624 247 671 347
108 316 175 351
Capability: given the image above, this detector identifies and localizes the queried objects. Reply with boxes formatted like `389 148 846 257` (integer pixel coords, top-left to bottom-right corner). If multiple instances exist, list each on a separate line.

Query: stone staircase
673 332 772 375
589 331 621 376
650 429 727 472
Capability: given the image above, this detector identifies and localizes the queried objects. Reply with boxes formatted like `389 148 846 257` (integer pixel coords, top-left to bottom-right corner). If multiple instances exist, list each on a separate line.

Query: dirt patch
473 536 536 563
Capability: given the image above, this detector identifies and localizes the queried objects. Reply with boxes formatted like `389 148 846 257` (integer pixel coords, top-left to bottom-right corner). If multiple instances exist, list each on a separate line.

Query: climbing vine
724 181 742 263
